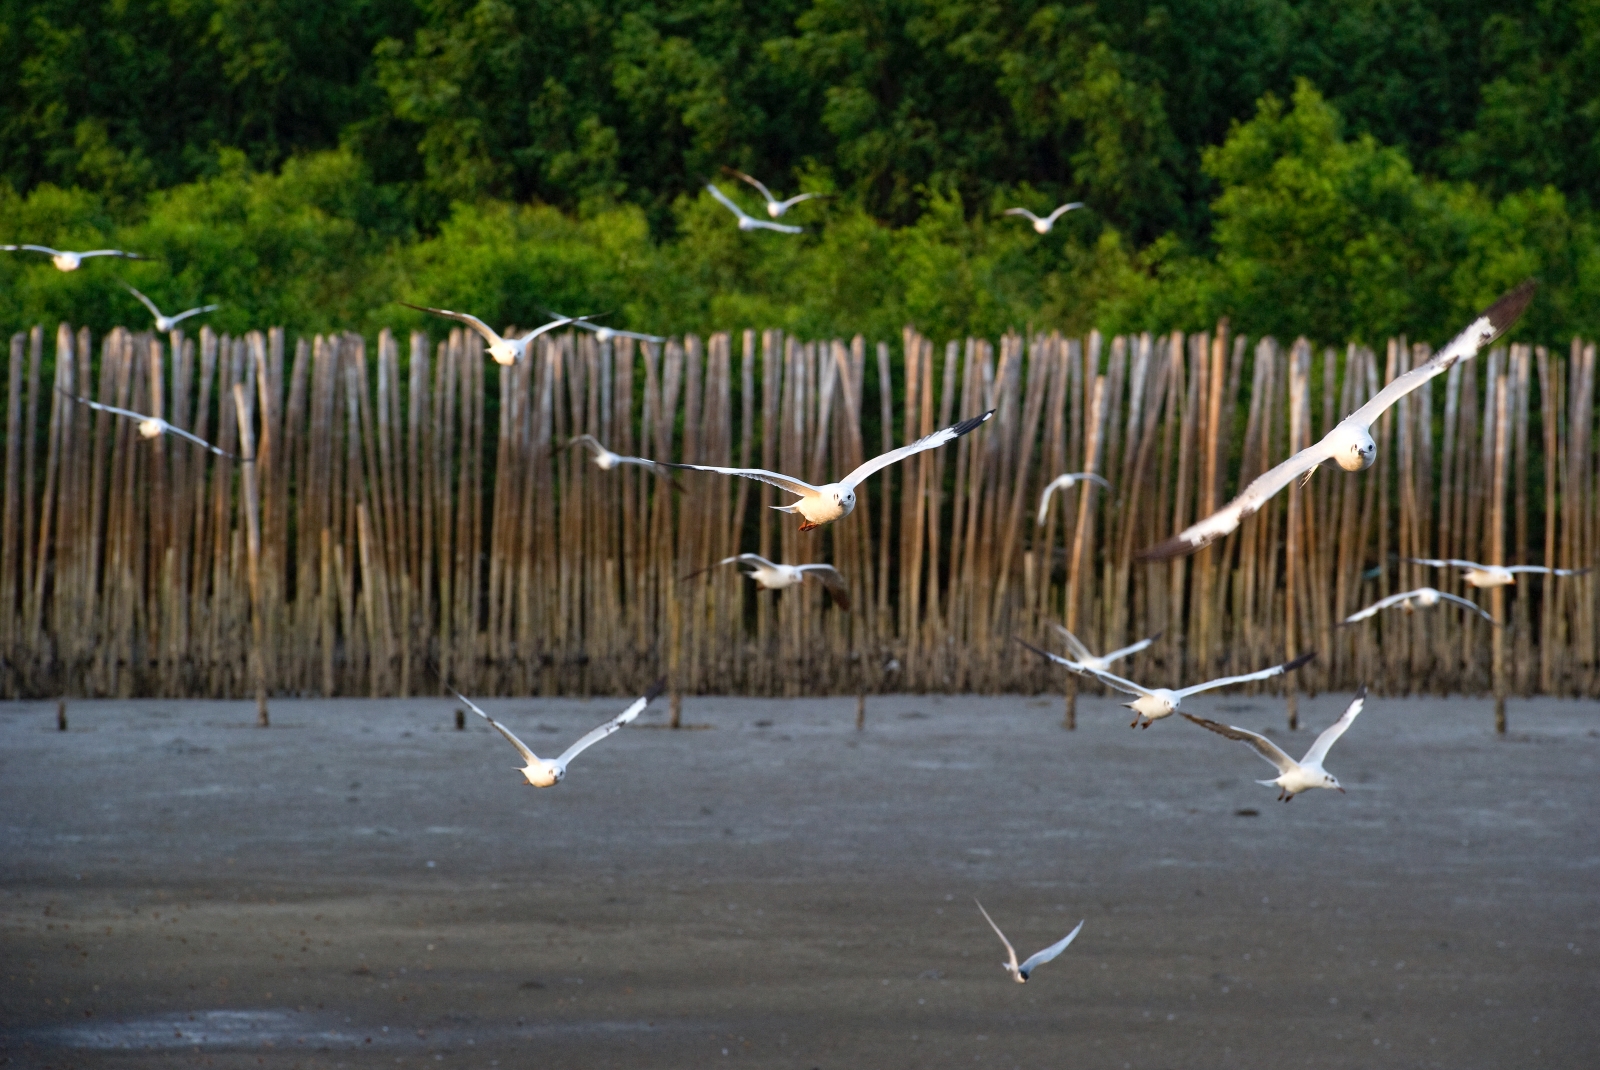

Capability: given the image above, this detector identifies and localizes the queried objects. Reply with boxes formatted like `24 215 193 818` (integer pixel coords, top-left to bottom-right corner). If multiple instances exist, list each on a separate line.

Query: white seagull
665 410 993 530
705 183 803 234
1036 471 1111 525
60 392 239 458
542 308 664 344
724 167 830 218
448 680 665 787
1052 624 1160 673
1139 280 1536 560
403 303 595 366
1340 587 1499 626
1405 557 1591 589
1004 203 1085 234
125 284 219 333
566 434 683 490
685 553 850 610
1183 688 1367 801
973 900 1085 983
2 244 148 271
1017 639 1315 728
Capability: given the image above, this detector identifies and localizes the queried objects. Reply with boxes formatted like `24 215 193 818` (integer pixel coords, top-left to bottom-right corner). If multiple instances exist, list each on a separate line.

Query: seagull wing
565 434 604 457
1051 623 1093 663
8 244 61 254
796 564 850 610
402 303 503 347
777 192 827 211
1100 634 1158 662
1405 557 1481 569
1173 651 1316 698
1302 687 1366 768
1346 281 1535 430
163 424 239 459
661 462 818 499
554 678 667 770
1014 638 1152 697
1043 202 1085 225
1018 919 1085 978
59 392 152 424
1004 208 1042 223
1038 472 1109 524
706 183 756 223
1137 439 1336 559
841 411 994 489
1340 590 1416 624
81 249 146 260
1434 590 1499 624
1181 714 1297 775
516 314 598 344
748 218 803 234
973 900 1022 977
124 284 163 319
725 168 775 203
446 685 541 765
1507 565 1592 576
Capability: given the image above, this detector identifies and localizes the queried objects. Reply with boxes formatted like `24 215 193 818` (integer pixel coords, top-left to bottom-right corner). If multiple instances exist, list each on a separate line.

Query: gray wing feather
842 411 993 488
1181 713 1297 775
446 685 540 765
1173 651 1315 698
1018 919 1085 977
1302 688 1365 768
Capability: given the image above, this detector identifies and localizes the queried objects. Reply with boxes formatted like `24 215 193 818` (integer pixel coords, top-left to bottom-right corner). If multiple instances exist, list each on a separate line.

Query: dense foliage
1 1 1595 345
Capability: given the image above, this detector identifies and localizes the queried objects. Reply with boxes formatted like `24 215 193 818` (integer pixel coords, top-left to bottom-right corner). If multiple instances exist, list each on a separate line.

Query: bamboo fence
1 321 1596 701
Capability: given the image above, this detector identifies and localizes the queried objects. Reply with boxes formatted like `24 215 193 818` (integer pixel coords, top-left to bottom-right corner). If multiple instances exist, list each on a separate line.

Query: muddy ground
2 689 1597 1069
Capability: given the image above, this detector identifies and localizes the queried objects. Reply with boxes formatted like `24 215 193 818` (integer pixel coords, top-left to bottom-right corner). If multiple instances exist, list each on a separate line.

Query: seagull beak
1336 787 1345 794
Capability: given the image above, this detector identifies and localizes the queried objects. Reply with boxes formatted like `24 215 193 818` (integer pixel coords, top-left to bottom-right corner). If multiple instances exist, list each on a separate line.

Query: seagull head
521 760 563 788
1323 773 1344 793
138 419 164 439
1333 425 1377 472
834 487 856 514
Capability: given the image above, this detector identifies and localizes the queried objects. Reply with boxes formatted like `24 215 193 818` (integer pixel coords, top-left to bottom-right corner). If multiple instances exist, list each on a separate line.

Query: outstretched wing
973 899 1021 977
124 284 163 319
168 304 220 325
1339 590 1415 624
1018 919 1085 979
1174 651 1316 698
1003 207 1041 223
777 192 828 211
566 434 603 456
446 684 541 765
1043 202 1085 225
706 183 755 222
1036 473 1108 525
1405 557 1481 569
1434 590 1499 625
1303 687 1366 768
81 249 147 260
749 218 803 234
1507 565 1592 576
1100 632 1159 663
797 564 850 610
1014 638 1152 698
59 392 151 424
724 167 775 203
1051 624 1093 663
5 244 61 254
1181 713 1297 775
842 411 994 489
660 462 817 499
163 424 239 459
1138 441 1336 559
402 303 501 347
555 678 668 770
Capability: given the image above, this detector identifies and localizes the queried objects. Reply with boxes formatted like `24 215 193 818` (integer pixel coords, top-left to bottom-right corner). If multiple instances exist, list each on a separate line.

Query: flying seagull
1404 557 1591 589
1036 471 1111 525
1018 639 1315 728
705 183 803 234
403 303 595 366
566 434 683 490
685 553 850 610
59 392 239 459
1183 688 1367 801
1004 203 1085 234
973 900 1085 983
448 679 666 787
125 284 219 333
1138 280 1537 560
665 410 994 530
1052 624 1160 673
723 167 830 218
1340 587 1499 626
2 244 148 271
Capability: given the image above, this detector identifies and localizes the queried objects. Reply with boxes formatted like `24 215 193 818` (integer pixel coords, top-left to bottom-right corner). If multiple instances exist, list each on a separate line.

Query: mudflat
2 690 1596 1069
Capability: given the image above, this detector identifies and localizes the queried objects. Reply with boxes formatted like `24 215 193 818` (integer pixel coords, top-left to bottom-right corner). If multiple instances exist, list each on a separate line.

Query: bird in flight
1405 558 1591 589
1340 587 1498 626
3 244 148 271
59 392 239 459
1036 471 1111 525
723 167 830 218
665 410 993 530
1138 280 1536 560
125 284 219 333
1183 688 1368 801
1051 624 1160 674
448 680 665 787
705 184 803 234
973 900 1085 983
685 553 850 610
565 434 683 490
1004 203 1085 234
403 304 595 366
1018 639 1315 728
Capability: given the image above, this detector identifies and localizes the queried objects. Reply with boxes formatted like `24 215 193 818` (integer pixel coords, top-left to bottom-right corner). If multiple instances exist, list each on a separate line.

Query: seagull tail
770 502 799 514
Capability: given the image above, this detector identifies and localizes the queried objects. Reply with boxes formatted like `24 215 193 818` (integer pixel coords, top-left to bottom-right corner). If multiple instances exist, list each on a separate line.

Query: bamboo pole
233 382 268 725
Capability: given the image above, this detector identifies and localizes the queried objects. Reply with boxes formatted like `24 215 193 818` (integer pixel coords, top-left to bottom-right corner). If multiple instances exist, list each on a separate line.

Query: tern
1036 471 1111 525
448 679 665 787
685 553 849 610
1018 639 1315 728
1340 587 1499 626
1004 203 1085 234
60 392 239 458
1052 624 1160 673
2 244 148 271
1139 280 1536 560
665 410 993 530
705 184 803 234
973 900 1085 983
403 303 595 366
1405 558 1591 589
125 284 219 333
566 434 684 490
723 167 830 218
1183 688 1367 801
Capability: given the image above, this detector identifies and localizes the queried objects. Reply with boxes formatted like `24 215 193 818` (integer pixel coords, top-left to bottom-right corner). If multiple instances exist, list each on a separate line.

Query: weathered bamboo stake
232 382 268 724
1490 367 1511 731
2 333 23 676
1510 345 1533 692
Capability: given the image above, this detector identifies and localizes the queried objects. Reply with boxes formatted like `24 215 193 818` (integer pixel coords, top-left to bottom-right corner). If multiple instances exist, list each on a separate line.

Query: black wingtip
643 677 668 703
1283 650 1317 672
948 410 996 438
1353 684 1368 700
1136 533 1205 561
1484 279 1536 337
1012 636 1052 660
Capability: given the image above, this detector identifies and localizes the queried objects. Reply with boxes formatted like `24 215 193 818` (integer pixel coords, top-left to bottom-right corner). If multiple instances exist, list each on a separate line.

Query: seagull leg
797 519 821 532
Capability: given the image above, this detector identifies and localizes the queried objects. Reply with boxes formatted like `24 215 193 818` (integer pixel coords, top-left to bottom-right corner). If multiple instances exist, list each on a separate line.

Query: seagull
723 167 830 218
1183 688 1367 801
125 284 219 333
705 183 803 234
664 411 993 530
973 900 1085 983
402 303 595 366
566 434 684 490
1405 557 1592 589
1138 280 1536 560
1036 471 1111 525
1340 587 1499 626
685 553 850 610
1052 624 1160 673
1017 639 1315 728
59 392 239 458
2 244 148 271
1004 203 1085 234
542 308 664 344
447 679 665 787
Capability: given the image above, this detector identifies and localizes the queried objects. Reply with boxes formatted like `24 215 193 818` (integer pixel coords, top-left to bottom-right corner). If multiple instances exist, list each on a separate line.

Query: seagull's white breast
795 484 855 526
1465 567 1514 588
521 760 562 788
138 420 164 439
